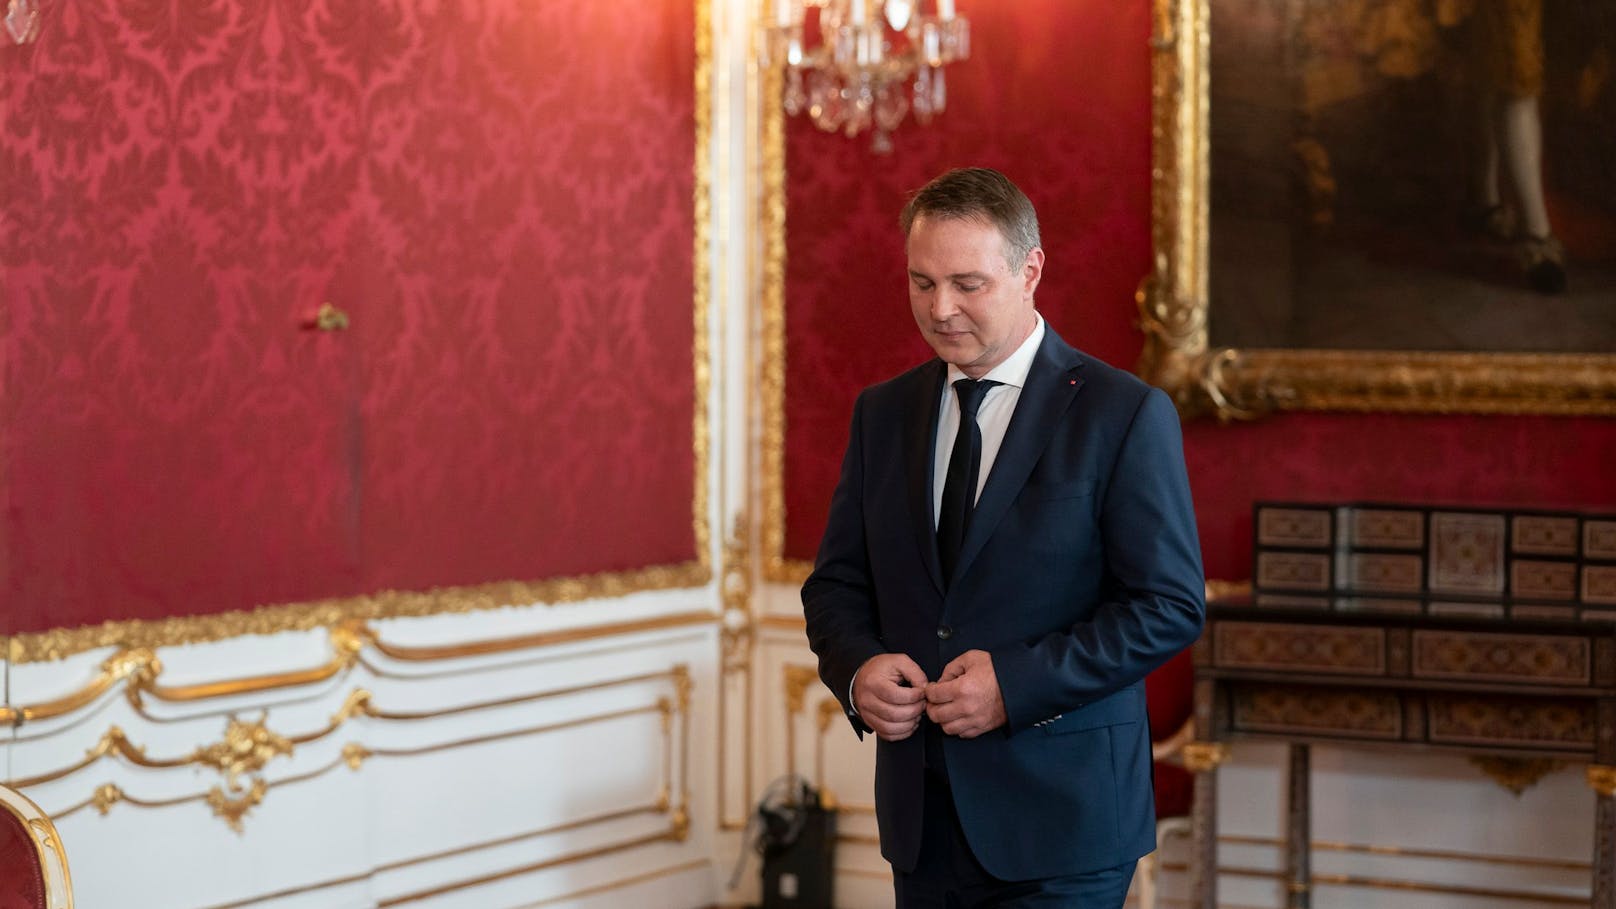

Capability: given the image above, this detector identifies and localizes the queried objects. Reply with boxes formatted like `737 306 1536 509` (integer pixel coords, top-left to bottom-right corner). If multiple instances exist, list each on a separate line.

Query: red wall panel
2 0 697 635
781 0 1616 577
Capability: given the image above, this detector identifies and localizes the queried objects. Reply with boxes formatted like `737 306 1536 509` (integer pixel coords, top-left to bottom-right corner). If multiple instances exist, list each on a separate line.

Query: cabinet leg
1591 765 1616 908
1185 742 1229 909
1287 744 1311 909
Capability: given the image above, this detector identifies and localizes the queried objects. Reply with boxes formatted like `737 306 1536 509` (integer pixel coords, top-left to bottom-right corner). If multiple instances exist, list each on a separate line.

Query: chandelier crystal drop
762 0 971 154
5 0 41 44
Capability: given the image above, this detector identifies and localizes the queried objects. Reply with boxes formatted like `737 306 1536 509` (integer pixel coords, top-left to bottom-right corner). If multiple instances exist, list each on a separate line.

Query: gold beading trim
1137 0 1616 418
8 564 711 666
9 0 716 666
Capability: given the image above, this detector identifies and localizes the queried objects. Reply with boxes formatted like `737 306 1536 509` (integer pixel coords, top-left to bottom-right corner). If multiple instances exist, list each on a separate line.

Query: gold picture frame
1138 0 1616 419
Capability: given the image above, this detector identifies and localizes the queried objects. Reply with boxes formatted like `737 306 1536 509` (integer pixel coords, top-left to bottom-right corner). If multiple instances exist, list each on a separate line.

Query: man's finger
862 698 926 725
891 655 930 689
926 699 968 726
871 677 927 704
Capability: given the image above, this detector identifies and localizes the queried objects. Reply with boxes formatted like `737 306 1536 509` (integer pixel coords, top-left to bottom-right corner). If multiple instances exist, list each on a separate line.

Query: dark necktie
937 378 1000 585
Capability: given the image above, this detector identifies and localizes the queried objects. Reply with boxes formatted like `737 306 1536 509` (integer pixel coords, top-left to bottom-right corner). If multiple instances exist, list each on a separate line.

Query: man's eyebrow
909 269 992 280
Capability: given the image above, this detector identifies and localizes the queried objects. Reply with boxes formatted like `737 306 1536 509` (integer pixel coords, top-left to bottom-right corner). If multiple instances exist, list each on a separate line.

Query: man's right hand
852 654 929 741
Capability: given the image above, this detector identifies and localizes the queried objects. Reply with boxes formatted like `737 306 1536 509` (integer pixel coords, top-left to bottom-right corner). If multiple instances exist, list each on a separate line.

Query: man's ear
1022 247 1045 299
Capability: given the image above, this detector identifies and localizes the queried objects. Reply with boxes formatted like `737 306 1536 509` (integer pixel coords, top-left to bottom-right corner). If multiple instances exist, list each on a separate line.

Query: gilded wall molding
758 56 810 583
3 613 716 729
41 667 692 834
782 663 820 782
1138 0 1616 419
689 0 714 577
9 564 714 666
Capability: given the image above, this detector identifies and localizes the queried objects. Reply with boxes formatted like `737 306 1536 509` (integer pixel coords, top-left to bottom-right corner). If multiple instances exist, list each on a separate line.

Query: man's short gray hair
900 167 1042 268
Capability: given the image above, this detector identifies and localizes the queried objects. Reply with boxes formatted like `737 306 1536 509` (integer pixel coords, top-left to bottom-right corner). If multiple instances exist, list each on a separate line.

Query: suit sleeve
801 391 888 737
989 386 1206 733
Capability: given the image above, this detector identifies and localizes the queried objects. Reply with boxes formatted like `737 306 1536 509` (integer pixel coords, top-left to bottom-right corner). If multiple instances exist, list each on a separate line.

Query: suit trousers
893 769 1136 909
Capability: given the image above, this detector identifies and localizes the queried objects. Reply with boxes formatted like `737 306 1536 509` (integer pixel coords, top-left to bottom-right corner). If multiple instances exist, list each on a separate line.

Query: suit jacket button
936 625 953 640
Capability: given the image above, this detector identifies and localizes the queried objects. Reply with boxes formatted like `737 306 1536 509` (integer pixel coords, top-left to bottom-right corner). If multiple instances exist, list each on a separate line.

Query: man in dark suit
802 167 1205 908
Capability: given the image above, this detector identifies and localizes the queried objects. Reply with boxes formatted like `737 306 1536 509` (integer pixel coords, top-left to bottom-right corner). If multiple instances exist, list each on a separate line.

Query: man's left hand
924 650 1006 738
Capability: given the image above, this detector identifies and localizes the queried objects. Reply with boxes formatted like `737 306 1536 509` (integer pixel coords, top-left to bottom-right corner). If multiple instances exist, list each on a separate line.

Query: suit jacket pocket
1039 685 1143 735
1019 478 1096 503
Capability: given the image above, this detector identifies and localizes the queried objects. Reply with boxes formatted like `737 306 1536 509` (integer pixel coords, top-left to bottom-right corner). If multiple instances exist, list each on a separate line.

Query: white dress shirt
932 315 1045 524
849 315 1046 717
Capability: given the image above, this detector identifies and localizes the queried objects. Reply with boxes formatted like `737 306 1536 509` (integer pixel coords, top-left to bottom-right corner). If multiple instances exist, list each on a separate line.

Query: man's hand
852 654 930 741
925 650 1006 739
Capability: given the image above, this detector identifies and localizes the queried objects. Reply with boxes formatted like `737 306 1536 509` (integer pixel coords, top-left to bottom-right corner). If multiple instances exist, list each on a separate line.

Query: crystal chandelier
6 0 41 44
762 0 971 153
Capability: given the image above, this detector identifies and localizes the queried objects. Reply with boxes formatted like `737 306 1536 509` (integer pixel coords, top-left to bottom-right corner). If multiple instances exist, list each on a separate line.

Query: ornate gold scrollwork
1588 764 1616 798
784 665 818 717
1469 756 1564 796
721 514 755 672
193 716 294 791
816 697 840 734
1182 741 1231 773
90 784 122 816
341 743 371 771
205 778 269 834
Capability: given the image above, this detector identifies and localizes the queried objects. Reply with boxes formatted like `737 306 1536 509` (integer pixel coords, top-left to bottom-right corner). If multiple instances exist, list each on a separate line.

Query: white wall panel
4 602 720 909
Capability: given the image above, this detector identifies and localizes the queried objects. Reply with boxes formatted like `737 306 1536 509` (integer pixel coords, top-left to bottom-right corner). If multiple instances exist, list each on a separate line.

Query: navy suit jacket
801 326 1205 881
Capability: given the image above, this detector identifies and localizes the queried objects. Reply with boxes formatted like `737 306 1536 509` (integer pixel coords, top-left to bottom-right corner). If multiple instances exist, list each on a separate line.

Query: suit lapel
948 331 1085 588
903 360 947 596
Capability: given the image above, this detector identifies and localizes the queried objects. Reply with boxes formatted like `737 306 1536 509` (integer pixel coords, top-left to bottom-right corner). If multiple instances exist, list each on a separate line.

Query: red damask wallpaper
781 2 1616 578
2 0 697 635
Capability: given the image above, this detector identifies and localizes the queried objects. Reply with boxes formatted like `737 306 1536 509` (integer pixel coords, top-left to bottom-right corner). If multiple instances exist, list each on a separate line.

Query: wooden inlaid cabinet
1188 603 1616 908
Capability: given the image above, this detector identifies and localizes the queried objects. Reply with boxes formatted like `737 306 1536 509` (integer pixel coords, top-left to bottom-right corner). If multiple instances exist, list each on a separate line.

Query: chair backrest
0 786 73 909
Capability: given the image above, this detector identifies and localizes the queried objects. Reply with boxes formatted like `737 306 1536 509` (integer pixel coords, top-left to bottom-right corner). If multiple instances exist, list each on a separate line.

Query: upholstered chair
0 786 73 909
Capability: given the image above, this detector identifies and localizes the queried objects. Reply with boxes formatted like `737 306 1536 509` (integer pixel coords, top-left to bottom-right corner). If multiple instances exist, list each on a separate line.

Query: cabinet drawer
1214 622 1386 675
1411 630 1590 686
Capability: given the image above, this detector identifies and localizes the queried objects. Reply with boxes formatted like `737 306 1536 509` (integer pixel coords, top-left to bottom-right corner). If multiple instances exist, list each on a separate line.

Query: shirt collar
944 313 1045 390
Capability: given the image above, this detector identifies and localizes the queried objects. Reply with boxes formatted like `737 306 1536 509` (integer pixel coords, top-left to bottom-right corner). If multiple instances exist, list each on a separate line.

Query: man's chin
927 337 982 366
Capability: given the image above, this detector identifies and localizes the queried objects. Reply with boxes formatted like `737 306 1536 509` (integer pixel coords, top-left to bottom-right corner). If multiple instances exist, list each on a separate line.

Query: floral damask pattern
3 0 697 633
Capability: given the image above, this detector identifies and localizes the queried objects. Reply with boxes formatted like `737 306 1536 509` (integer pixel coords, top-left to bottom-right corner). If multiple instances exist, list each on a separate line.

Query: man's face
906 214 1044 379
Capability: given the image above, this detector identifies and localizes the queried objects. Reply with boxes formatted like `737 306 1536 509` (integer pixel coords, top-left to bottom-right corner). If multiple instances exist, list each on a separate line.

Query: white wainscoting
3 592 723 909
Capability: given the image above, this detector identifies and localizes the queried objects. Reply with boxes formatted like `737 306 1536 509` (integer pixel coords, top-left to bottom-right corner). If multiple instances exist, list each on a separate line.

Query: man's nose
930 289 961 321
